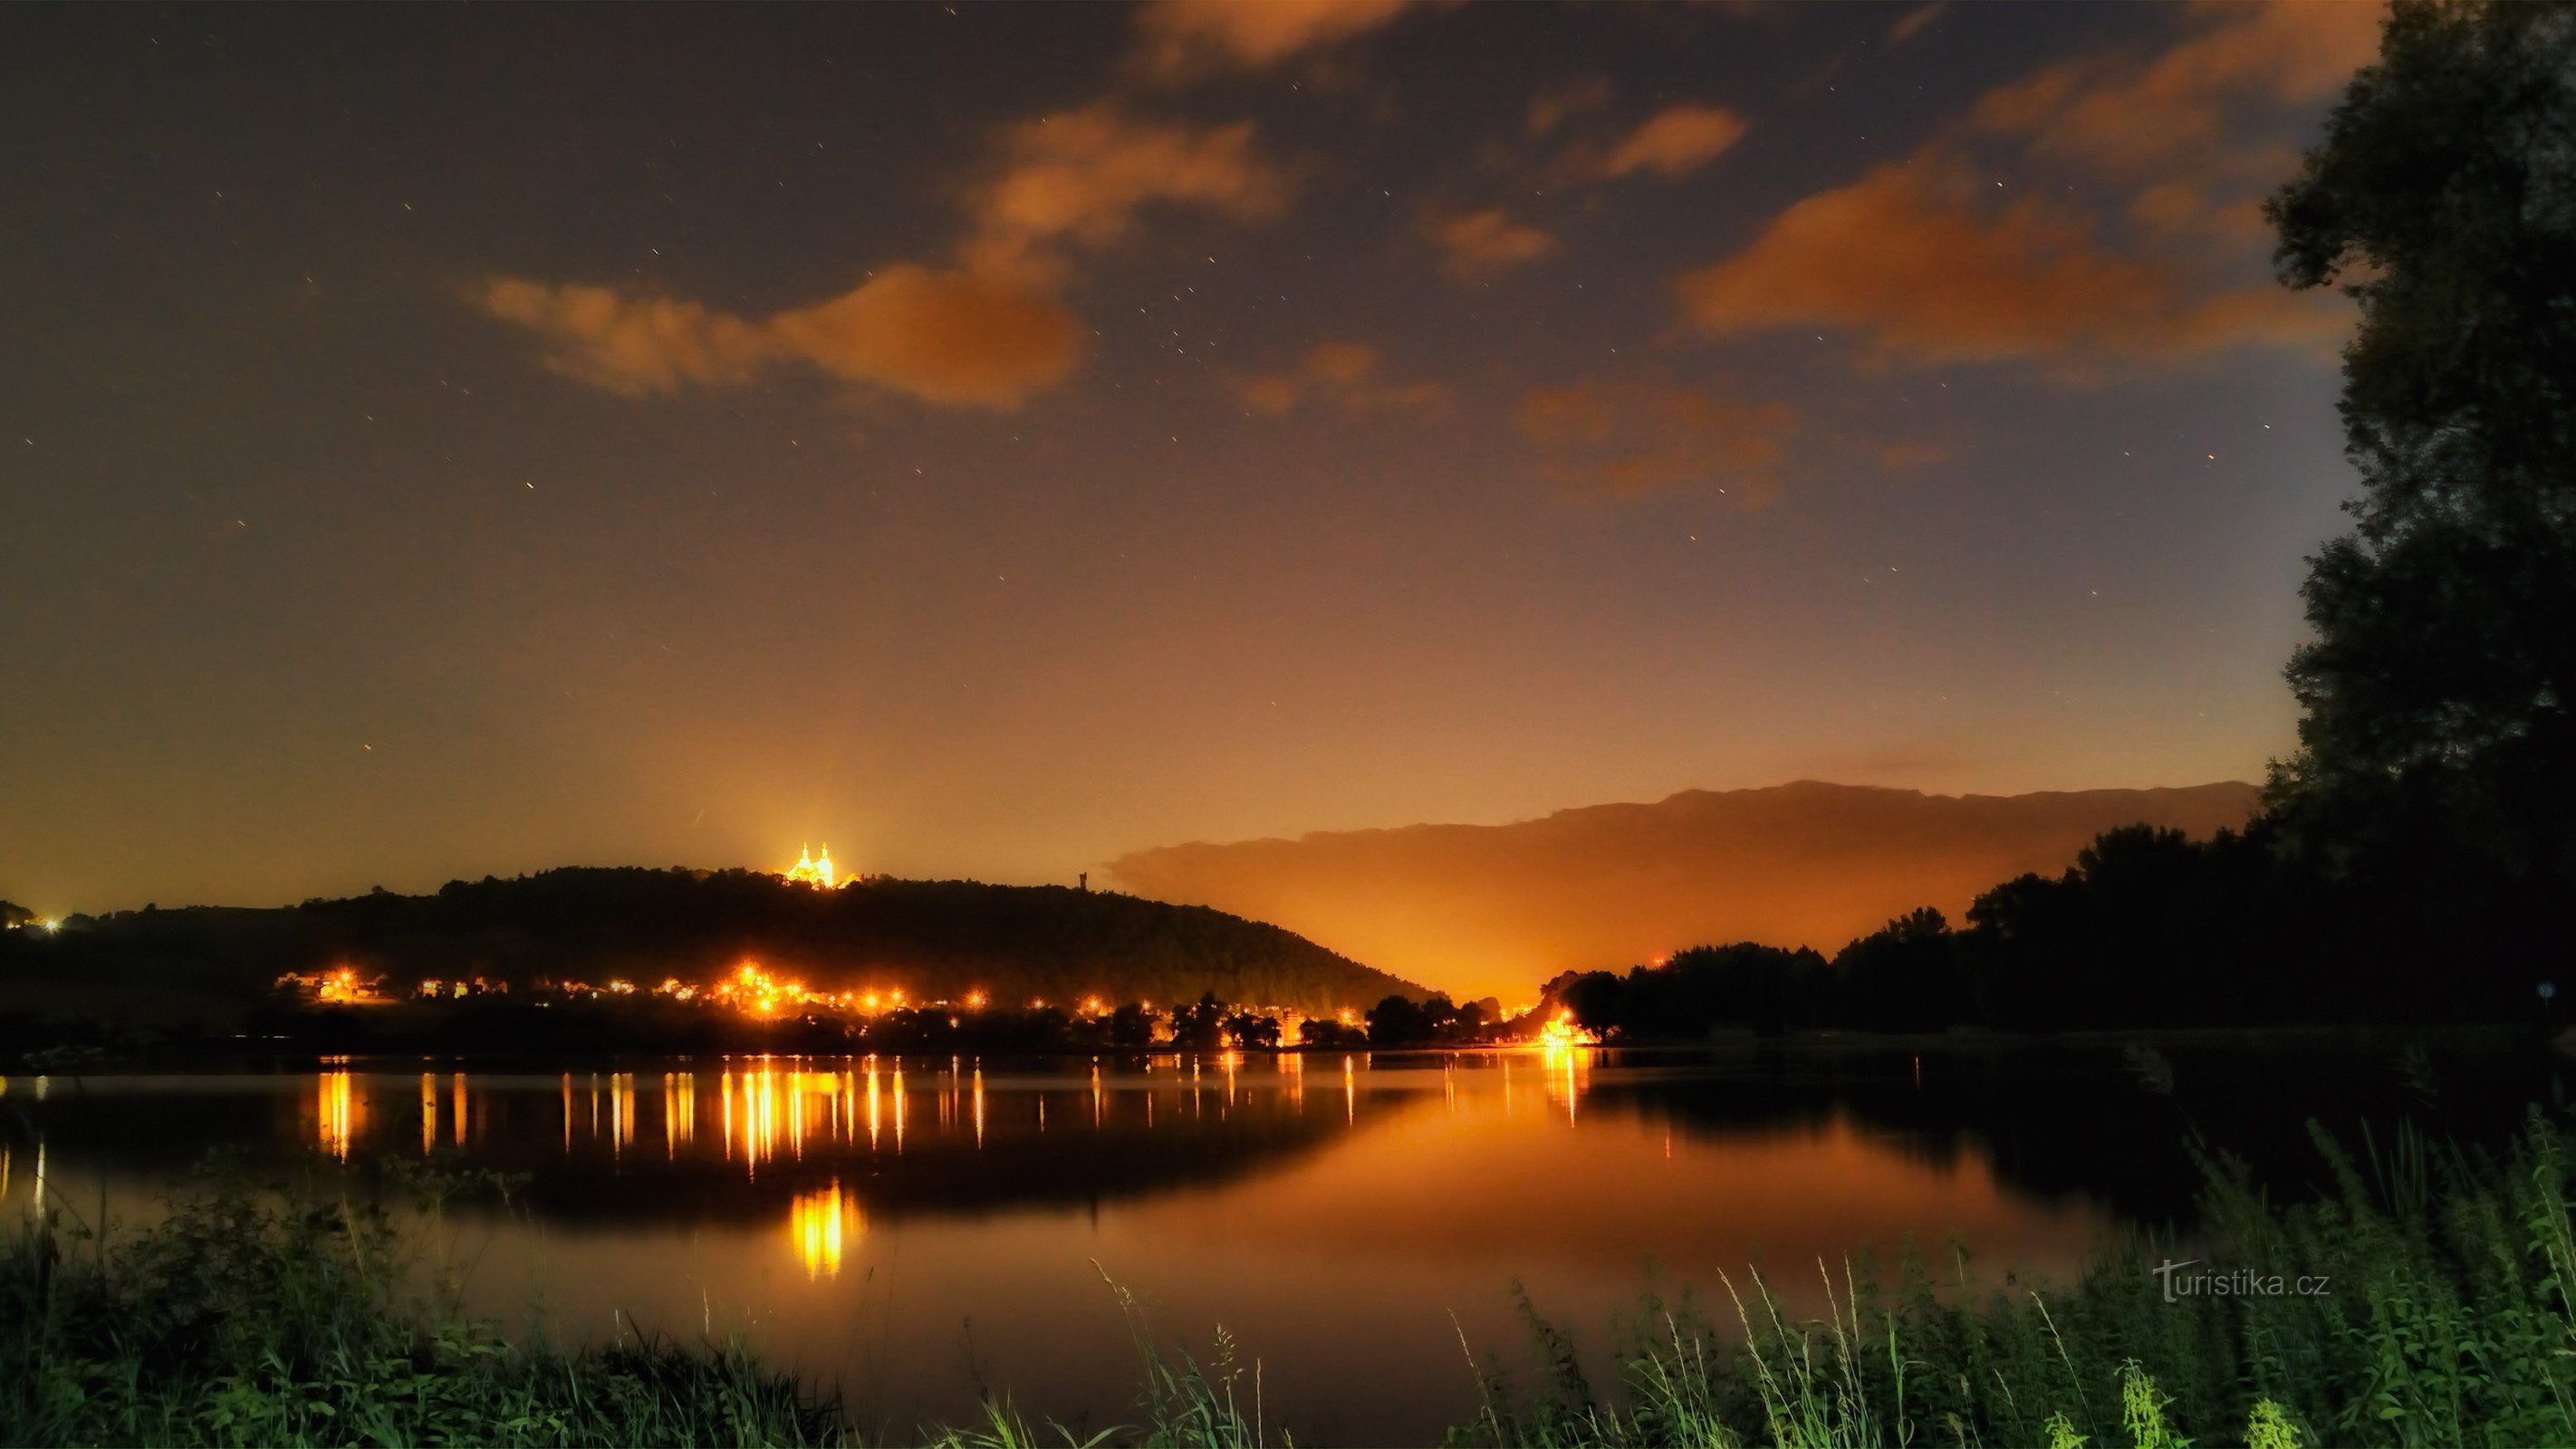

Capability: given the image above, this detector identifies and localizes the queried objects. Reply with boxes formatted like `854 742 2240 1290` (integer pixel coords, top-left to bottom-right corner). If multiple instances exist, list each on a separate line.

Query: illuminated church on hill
783 843 841 889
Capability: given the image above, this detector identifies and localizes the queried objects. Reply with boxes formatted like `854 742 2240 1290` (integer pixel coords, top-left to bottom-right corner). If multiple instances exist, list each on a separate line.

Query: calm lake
0 1036 2558 1444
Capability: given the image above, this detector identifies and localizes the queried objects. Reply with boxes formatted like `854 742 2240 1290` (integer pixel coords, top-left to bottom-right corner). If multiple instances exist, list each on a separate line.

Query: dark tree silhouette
1831 907 1961 1032
2265 0 2576 984
1109 1003 1162 1048
1365 992 1464 1045
1224 1012 1283 1048
1169 992 1226 1051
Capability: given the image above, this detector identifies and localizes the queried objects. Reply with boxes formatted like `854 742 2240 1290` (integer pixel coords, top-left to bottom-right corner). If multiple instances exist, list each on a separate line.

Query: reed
1454 1109 2576 1449
5 1111 2574 1446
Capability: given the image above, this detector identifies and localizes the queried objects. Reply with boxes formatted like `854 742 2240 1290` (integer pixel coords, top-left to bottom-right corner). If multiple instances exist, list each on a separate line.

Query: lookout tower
783 843 840 889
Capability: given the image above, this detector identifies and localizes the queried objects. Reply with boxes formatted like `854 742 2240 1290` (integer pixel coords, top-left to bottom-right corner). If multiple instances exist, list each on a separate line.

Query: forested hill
5 868 1422 1018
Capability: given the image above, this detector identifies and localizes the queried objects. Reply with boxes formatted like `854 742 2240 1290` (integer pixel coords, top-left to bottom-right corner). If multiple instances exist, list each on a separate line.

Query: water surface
0 1037 2551 1443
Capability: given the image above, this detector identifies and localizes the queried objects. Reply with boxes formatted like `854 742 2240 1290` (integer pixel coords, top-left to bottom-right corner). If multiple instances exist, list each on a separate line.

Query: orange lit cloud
480 283 771 396
1135 0 1424 74
1671 1 2372 371
1231 341 1449 417
482 266 1082 408
1974 0 2380 176
1677 160 2341 367
1600 101 1747 179
1527 77 1614 137
1515 379 1796 499
966 104 1289 282
489 106 1284 406
1426 206 1557 280
1886 3 1946 46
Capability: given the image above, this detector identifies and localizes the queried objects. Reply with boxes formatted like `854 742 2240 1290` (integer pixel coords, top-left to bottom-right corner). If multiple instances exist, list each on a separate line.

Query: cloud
1230 341 1450 417
1527 77 1614 137
1886 3 1946 46
1426 206 1558 280
1973 0 2380 176
1134 0 1423 74
1671 2 2376 370
481 283 771 396
764 266 1088 407
1600 102 1748 179
1677 160 2341 367
966 104 1290 283
485 105 1287 408
481 266 1084 408
1515 379 1797 499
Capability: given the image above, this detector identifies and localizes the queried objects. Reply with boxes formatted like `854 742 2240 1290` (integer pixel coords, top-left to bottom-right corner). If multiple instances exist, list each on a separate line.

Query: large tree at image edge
2264 0 2576 970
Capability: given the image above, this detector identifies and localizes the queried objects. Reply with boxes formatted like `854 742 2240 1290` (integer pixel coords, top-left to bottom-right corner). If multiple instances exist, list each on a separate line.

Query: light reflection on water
10 1043 2463 1444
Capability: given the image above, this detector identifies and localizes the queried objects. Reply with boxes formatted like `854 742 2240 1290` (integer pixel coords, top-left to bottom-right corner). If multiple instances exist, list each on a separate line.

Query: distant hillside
1109 781 2262 1000
3 868 1419 1019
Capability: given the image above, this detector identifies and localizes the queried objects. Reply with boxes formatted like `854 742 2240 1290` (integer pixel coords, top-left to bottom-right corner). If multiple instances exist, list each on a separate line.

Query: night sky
1 2 2379 916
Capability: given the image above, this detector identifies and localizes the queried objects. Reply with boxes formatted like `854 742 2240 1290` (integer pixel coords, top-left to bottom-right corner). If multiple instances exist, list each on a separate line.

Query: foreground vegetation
1461 1110 2576 1449
8 1109 2576 1447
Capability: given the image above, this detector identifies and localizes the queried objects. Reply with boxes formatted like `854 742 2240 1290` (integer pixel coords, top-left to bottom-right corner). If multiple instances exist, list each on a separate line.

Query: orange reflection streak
561 1073 573 1153
451 1071 469 1147
1343 1054 1357 1125
788 1180 863 1279
664 1072 695 1156
788 1070 805 1159
316 1071 359 1159
739 1067 780 1177
420 1072 437 1155
1091 1062 1102 1130
865 1060 881 1150
612 1072 635 1154
892 1065 907 1152
1540 1039 1590 1126
721 1069 735 1160
972 1065 985 1149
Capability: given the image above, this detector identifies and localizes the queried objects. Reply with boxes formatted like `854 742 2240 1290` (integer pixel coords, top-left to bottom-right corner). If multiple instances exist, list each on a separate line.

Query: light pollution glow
5 4 2372 974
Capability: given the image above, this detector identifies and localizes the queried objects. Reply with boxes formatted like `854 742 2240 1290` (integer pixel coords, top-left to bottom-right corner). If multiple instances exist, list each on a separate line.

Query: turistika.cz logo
2150 1259 2331 1303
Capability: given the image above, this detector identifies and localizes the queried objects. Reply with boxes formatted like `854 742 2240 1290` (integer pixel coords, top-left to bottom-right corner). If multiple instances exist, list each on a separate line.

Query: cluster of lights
680 964 1001 1021
1535 1009 1600 1050
708 962 812 1018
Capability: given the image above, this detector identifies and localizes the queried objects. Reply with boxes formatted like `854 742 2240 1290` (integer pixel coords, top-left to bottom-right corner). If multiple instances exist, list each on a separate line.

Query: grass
6 1112 2576 1447
1451 1108 2576 1449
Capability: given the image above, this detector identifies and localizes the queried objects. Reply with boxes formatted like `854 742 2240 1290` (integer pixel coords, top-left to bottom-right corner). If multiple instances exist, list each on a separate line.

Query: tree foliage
2264 0 2576 956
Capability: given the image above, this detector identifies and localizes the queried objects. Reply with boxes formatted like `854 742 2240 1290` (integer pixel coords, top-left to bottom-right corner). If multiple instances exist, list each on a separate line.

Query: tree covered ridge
5 867 1421 1021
